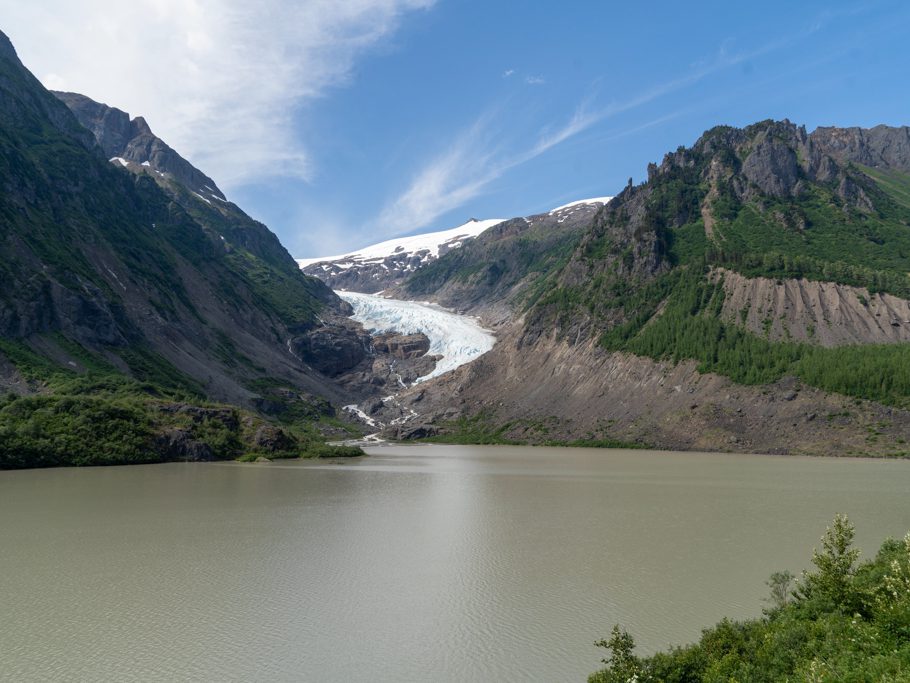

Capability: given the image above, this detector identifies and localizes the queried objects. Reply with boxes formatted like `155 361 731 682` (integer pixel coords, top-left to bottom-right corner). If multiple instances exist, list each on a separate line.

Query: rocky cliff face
53 91 226 201
810 125 910 172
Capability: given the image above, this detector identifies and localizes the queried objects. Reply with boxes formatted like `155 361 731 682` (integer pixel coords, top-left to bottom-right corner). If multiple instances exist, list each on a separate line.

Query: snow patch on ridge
338 291 495 382
548 196 613 213
296 218 505 269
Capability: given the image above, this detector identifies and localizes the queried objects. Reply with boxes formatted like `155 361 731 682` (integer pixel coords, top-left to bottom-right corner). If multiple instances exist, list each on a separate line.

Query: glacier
337 291 495 382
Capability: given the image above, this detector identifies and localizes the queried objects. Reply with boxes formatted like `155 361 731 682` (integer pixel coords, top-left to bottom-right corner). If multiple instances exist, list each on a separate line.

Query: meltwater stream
337 291 495 382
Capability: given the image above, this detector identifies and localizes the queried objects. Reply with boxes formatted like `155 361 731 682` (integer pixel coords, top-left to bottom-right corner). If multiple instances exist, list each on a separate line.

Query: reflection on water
2 445 909 681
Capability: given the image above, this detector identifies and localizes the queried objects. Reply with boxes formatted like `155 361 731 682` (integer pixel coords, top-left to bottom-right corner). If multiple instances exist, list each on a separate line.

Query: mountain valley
321 122 910 456
2 23 910 462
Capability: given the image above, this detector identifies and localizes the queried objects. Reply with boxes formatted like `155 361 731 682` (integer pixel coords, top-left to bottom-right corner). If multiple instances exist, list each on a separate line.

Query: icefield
337 291 495 382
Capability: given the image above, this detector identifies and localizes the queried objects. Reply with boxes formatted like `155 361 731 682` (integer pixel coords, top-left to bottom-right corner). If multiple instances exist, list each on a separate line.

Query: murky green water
2 444 909 681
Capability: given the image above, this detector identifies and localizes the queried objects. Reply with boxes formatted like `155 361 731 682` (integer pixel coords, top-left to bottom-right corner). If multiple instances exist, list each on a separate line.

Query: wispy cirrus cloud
0 0 434 191
375 98 602 236
374 33 805 239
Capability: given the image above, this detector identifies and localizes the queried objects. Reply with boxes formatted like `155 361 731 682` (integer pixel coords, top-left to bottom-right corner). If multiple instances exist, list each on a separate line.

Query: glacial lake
2 445 910 682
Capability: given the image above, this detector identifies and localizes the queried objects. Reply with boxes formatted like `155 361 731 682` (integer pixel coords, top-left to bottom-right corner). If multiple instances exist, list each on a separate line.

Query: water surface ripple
2 445 910 681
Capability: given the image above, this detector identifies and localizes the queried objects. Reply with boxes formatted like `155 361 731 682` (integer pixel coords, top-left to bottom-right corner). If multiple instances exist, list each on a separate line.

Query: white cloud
376 116 503 236
0 0 433 191
376 101 602 236
525 75 545 85
502 68 515 78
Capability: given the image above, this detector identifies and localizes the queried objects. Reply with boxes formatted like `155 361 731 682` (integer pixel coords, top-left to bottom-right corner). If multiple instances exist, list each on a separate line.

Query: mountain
53 91 226 203
392 198 611 324
0 29 373 467
381 121 910 455
298 217 506 293
300 197 610 322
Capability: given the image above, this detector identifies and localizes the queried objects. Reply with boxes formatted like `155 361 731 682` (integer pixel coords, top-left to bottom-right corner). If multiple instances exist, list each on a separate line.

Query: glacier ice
338 291 495 382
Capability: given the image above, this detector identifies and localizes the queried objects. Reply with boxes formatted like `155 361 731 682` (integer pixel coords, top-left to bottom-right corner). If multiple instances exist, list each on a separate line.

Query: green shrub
589 516 910 682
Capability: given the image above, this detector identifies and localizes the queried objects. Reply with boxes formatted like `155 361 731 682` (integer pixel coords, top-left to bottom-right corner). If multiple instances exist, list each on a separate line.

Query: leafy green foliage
590 516 910 682
765 570 796 610
0 393 157 468
592 626 641 683
799 514 862 613
706 248 910 299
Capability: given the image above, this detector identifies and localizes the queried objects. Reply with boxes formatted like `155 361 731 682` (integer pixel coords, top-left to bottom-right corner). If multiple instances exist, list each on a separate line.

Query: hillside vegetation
0 30 365 467
530 121 910 409
0 337 361 468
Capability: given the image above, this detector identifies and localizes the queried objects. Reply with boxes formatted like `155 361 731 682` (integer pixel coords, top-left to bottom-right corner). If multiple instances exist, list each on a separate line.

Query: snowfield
548 196 613 213
337 291 495 382
296 218 505 269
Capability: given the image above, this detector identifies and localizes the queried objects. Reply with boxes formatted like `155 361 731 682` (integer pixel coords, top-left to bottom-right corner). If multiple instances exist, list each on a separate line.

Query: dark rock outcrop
251 424 296 452
0 30 364 416
155 428 216 462
372 332 431 359
292 324 368 376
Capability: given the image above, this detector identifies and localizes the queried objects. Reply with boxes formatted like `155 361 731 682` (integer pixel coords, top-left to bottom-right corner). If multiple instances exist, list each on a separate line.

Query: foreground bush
590 515 910 682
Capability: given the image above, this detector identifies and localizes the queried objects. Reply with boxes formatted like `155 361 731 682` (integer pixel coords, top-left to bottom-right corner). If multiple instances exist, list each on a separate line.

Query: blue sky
2 1 909 257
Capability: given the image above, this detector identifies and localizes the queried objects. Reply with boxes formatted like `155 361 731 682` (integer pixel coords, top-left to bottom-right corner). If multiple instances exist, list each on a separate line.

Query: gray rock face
0 30 17 61
742 134 801 198
811 125 910 172
251 424 295 452
305 252 431 293
52 91 226 201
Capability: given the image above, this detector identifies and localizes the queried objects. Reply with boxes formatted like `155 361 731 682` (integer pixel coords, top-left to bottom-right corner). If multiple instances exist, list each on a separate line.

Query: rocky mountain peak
130 115 153 136
52 91 226 201
0 29 18 62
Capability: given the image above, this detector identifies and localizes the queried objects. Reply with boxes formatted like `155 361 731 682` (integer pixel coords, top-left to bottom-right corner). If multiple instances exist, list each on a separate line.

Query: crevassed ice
337 291 495 383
